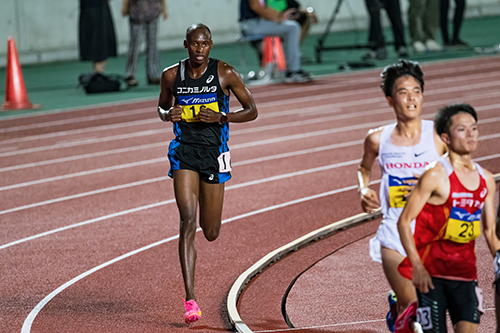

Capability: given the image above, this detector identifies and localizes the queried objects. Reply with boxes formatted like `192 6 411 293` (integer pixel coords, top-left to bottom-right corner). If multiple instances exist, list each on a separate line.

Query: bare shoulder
162 63 179 81
364 126 384 150
421 161 447 186
218 60 240 80
481 167 496 188
217 60 245 92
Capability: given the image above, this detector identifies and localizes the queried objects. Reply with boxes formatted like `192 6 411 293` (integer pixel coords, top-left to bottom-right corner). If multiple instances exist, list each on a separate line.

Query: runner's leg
381 246 418 315
199 181 225 241
174 170 200 301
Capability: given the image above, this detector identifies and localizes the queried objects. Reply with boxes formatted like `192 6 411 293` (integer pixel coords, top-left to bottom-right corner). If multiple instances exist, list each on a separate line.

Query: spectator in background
440 0 468 47
407 0 442 53
122 0 168 86
249 0 318 66
239 0 311 82
79 0 117 73
362 0 408 60
267 0 318 45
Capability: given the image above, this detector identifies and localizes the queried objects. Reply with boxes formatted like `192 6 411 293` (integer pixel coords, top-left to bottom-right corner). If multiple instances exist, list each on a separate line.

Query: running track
1 56 499 333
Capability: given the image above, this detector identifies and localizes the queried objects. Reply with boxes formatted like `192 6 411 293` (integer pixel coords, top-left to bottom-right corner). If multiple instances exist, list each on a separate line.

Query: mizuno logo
414 151 426 157
454 212 469 219
206 75 214 84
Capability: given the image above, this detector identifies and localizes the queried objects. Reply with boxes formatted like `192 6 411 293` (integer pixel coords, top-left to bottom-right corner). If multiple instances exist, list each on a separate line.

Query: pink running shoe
183 299 201 323
395 301 419 333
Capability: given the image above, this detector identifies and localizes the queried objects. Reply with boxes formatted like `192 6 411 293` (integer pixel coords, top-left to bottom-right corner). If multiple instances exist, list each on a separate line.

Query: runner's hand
402 174 421 198
360 188 380 213
198 106 219 123
412 262 434 294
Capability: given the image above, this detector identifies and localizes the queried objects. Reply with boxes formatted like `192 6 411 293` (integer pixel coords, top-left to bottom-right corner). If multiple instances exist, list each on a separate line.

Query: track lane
0 56 498 332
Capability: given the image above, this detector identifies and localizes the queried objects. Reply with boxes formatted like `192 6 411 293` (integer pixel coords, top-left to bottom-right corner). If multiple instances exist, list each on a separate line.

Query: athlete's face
386 75 423 122
184 29 212 66
441 112 478 154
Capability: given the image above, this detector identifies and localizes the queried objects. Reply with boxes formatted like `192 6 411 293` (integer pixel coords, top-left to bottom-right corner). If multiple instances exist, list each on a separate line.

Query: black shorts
167 141 231 184
417 277 483 332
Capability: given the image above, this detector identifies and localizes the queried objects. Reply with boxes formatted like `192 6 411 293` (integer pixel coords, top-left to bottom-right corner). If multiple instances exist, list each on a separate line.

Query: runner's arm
397 165 445 293
158 66 182 122
482 170 500 257
358 128 381 212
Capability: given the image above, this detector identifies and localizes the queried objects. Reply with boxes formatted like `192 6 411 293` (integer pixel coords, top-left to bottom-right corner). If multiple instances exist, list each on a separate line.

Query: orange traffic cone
2 37 35 110
262 37 286 71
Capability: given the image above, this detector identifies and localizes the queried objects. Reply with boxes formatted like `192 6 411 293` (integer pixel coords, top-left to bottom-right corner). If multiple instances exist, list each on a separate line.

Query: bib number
444 207 481 243
218 151 231 173
181 102 220 123
417 307 433 330
388 176 415 208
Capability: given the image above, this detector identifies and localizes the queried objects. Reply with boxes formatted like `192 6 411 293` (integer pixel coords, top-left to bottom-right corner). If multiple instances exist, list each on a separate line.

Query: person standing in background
362 0 408 60
440 0 468 47
122 0 167 86
79 0 117 73
407 0 442 53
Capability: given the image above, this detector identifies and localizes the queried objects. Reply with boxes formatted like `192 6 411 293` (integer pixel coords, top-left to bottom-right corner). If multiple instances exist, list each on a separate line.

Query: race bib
179 93 220 122
218 151 231 173
388 175 416 208
417 307 433 330
444 207 481 243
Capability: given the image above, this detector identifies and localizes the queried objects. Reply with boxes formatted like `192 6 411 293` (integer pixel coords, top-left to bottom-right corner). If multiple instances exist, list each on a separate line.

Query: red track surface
1 56 500 333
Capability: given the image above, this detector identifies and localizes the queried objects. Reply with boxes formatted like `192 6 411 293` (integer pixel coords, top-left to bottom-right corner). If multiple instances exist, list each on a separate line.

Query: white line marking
0 158 166 191
0 160 361 248
0 142 166 173
20 182 366 332
0 177 169 215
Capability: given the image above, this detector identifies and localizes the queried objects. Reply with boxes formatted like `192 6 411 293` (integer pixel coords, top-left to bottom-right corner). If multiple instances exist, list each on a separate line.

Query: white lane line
2 95 499 173
0 142 166 173
0 108 153 134
20 182 367 333
251 308 498 332
4 149 500 248
2 123 500 193
2 90 499 161
3 73 500 149
0 158 166 191
4 62 500 134
0 177 169 216
0 118 159 145
0 159 361 249
0 140 363 215
0 129 165 158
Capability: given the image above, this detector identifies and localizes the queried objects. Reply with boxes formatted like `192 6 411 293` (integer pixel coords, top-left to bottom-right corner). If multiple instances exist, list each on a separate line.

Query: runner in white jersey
371 119 441 261
357 60 447 332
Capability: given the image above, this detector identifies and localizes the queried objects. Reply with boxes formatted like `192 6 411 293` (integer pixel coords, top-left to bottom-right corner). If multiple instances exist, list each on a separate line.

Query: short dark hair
186 23 212 41
434 103 478 135
380 60 424 97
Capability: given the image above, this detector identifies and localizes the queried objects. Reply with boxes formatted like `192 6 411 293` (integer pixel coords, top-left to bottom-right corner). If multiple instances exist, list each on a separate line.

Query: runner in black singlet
157 23 258 324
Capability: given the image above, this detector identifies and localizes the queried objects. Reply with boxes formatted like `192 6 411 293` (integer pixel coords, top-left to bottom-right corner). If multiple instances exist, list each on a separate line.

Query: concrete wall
1 0 499 66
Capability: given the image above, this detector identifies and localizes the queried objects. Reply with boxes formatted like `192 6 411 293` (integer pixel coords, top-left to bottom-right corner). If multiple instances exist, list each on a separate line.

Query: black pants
440 0 466 43
364 0 406 50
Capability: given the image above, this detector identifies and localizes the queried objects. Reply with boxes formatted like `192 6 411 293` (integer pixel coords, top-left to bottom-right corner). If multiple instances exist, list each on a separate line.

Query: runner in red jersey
396 103 499 333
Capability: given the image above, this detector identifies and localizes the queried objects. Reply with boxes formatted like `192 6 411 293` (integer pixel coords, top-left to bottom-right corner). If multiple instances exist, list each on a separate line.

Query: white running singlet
369 120 442 262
